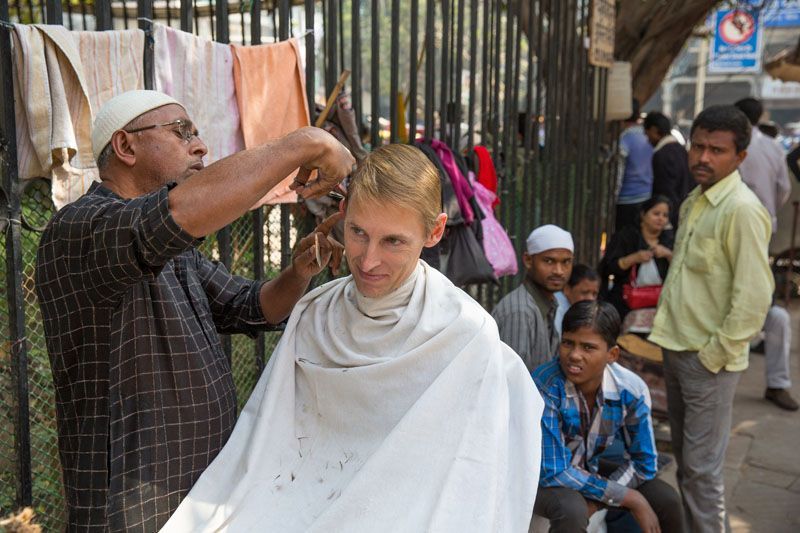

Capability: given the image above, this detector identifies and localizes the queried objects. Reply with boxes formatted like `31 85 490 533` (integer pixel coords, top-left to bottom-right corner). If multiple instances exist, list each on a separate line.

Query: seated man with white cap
34 90 355 531
161 144 544 532
492 224 574 373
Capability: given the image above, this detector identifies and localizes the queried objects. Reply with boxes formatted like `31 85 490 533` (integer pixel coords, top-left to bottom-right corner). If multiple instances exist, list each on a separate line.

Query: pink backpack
469 171 519 278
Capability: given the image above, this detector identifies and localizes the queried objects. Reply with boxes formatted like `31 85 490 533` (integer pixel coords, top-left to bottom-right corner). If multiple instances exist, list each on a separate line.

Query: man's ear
424 213 448 247
522 252 534 270
736 149 748 166
607 345 620 365
109 130 137 168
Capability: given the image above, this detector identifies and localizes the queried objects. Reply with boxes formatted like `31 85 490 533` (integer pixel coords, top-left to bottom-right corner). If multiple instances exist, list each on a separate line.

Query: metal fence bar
408 0 418 144
0 5 33 509
209 0 232 359
452 0 464 149
64 0 73 29
438 0 449 144
44 0 61 24
165 0 173 29
215 0 228 44
279 0 291 271
423 0 434 138
325 0 337 95
520 0 537 267
465 0 477 150
576 0 592 259
369 0 379 148
479 0 489 144
250 0 261 47
351 0 362 131
138 0 154 89
96 0 112 30
500 0 516 296
251 0 265 374
555 0 570 229
389 0 399 143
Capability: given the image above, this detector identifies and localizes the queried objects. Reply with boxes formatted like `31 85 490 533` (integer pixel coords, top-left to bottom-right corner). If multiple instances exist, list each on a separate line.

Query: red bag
622 264 662 309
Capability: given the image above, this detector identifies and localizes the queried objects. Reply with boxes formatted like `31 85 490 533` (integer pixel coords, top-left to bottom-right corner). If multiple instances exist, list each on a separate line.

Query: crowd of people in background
489 99 796 532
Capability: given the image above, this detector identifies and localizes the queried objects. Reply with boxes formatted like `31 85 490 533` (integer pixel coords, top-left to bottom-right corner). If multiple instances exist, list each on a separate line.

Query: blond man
163 144 544 532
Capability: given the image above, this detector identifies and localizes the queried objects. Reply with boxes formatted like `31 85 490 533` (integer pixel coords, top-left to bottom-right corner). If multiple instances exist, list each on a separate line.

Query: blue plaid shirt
532 359 657 506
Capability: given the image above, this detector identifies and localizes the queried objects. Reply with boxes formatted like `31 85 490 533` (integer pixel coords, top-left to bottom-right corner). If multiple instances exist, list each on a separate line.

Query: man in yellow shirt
649 105 773 533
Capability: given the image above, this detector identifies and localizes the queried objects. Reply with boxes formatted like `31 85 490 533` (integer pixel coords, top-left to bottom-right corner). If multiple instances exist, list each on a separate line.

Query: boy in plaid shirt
532 301 684 532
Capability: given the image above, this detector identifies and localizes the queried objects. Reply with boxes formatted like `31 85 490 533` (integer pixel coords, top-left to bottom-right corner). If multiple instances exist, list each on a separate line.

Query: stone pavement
656 302 800 532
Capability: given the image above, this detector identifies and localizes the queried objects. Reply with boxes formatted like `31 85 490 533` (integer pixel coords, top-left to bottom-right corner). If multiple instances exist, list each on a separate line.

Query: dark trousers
615 202 644 232
533 478 685 533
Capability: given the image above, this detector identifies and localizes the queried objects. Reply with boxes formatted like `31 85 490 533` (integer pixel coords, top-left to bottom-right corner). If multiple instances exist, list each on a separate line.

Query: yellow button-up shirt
649 171 773 373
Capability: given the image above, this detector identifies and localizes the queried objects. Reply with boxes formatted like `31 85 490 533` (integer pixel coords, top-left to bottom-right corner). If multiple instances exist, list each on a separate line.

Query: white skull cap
526 224 574 254
91 90 183 161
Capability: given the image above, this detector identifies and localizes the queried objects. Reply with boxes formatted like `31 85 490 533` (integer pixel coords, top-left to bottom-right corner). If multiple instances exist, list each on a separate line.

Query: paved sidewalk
724 302 800 532
657 302 800 532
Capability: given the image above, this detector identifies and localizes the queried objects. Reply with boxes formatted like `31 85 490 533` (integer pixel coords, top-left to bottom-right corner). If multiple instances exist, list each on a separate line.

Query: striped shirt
532 359 657 506
491 281 559 372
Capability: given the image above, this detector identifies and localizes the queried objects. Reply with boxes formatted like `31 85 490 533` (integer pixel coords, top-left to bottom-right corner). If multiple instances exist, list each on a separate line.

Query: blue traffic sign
708 7 764 73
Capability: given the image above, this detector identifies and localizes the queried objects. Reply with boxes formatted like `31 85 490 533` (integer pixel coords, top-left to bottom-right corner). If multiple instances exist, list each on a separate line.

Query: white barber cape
162 261 543 532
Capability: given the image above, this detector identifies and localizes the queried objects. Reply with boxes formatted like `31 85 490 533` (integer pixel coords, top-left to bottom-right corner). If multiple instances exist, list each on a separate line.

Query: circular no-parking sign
719 10 756 44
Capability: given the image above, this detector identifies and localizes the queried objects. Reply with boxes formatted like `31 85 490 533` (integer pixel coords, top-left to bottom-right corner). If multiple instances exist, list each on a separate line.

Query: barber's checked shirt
650 171 773 373
35 182 269 532
532 359 657 506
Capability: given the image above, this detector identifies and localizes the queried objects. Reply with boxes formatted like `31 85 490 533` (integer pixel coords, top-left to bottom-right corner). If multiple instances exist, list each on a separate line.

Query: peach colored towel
231 38 310 205
154 23 244 166
11 24 143 208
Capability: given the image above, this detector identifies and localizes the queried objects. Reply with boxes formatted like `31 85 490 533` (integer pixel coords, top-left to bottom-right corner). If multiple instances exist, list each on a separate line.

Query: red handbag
622 264 662 309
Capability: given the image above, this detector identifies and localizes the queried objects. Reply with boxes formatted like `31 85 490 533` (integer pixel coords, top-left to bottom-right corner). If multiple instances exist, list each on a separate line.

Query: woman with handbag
600 196 674 324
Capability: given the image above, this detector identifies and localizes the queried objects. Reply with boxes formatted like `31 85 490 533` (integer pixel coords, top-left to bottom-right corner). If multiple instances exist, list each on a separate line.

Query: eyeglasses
124 119 199 143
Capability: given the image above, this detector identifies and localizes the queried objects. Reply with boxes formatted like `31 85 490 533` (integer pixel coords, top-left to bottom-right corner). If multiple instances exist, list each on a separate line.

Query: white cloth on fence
154 23 244 165
11 24 143 208
161 261 543 532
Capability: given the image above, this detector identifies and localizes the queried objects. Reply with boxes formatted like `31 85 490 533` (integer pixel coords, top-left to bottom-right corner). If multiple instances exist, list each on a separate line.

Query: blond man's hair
347 144 442 233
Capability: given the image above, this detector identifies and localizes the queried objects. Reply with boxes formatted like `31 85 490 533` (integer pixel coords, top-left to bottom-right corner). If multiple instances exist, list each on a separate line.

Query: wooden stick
315 70 351 127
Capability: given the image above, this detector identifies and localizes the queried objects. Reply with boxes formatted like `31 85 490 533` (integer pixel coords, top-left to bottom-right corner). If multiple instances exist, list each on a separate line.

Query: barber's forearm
258 265 312 324
169 129 319 237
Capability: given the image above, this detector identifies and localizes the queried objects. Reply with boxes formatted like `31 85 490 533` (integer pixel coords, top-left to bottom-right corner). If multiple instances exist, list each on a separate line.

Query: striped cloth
154 23 244 166
532 359 658 507
11 24 143 208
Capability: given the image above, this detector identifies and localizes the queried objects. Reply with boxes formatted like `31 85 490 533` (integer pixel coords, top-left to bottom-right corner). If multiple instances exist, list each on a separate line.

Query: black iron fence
1 0 617 528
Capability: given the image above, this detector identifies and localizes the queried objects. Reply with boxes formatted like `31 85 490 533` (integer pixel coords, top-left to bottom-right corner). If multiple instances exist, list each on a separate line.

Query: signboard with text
589 0 615 68
763 0 800 28
708 7 764 73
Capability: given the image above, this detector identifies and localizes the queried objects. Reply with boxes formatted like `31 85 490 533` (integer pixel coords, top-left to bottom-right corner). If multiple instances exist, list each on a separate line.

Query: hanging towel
154 23 244 165
74 29 144 119
11 24 143 208
231 38 310 206
161 262 543 532
473 145 500 208
428 138 475 224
